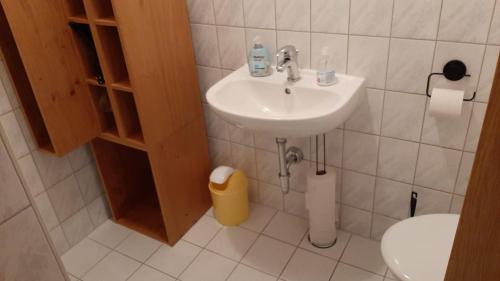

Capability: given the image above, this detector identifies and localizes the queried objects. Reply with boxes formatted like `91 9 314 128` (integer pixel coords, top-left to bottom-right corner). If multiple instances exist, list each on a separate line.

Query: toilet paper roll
429 88 464 118
306 168 336 247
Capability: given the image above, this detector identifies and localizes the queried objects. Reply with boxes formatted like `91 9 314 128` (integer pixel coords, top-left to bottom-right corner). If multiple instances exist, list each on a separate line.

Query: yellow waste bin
209 166 249 226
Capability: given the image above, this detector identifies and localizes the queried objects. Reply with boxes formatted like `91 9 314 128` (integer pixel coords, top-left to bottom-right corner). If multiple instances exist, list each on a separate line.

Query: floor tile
240 203 277 233
179 250 237 281
116 232 162 262
62 238 111 278
206 226 259 261
88 220 131 248
385 269 397 280
330 263 384 281
242 236 296 276
299 230 351 260
146 240 202 277
263 212 308 245
128 265 176 281
82 251 140 281
227 264 277 281
281 248 336 281
341 235 387 275
182 216 222 247
68 274 80 281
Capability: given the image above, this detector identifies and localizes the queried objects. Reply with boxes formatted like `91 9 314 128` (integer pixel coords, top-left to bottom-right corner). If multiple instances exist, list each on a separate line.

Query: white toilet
381 214 459 281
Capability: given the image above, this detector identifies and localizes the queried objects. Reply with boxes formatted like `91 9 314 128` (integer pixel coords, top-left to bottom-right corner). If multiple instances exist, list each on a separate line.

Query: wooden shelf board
68 15 89 24
99 133 146 151
111 80 132 92
86 77 106 87
115 194 167 243
94 17 117 27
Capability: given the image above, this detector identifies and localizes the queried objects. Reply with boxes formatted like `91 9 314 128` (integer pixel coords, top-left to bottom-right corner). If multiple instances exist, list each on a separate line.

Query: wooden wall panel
444 55 500 280
0 0 99 155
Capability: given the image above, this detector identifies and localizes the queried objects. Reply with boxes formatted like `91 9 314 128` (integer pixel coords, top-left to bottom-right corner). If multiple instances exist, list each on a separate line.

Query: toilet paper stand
425 60 476 101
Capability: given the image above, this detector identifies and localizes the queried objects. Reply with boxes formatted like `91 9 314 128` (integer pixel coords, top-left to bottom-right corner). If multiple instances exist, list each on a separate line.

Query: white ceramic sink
206 65 365 137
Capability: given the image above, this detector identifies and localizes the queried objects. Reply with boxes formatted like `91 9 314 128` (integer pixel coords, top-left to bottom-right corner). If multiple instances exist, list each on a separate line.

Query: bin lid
210 166 235 184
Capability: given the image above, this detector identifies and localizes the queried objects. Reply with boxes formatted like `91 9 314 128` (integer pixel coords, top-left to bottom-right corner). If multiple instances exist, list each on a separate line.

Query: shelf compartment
111 81 132 92
91 139 166 242
65 0 87 19
69 23 105 83
68 15 89 24
95 26 129 84
89 86 118 135
86 0 116 25
113 90 144 143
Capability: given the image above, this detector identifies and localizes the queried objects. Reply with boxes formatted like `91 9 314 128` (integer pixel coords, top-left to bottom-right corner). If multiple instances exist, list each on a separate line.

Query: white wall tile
311 0 349 34
345 89 384 134
231 143 256 178
450 195 465 214
371 214 398 241
378 137 419 183
340 205 372 237
311 33 348 73
13 109 36 151
464 102 487 152
208 138 232 168
350 0 394 36
374 178 412 219
284 190 308 218
314 129 343 168
414 144 462 192
187 0 215 24
488 1 500 44
0 59 18 108
190 24 220 67
214 0 244 27
455 152 475 196
438 0 495 43
204 104 229 140
413 186 452 215
217 26 247 70
391 0 442 40
431 42 485 99
87 196 110 227
342 170 376 211
386 39 435 94
0 66 13 115
47 176 85 222
276 0 310 32
61 208 95 246
32 150 73 188
343 131 379 175
277 31 311 68
243 0 275 29
259 182 283 210
477 46 500 102
381 91 426 142
75 163 103 205
348 36 390 89
421 101 473 150
49 226 70 256
229 125 254 147
256 149 280 185
197 66 223 102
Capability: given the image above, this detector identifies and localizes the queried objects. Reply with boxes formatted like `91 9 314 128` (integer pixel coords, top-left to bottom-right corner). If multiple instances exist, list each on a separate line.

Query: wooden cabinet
0 0 211 245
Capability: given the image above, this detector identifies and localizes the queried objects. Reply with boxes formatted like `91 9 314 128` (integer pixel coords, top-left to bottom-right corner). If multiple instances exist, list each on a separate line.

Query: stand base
308 234 337 249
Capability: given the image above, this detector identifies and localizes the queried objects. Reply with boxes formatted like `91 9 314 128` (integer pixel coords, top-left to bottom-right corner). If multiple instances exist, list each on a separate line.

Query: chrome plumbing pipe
276 138 303 194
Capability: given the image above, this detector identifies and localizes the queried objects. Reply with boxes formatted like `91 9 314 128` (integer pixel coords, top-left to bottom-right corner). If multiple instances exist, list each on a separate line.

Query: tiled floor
62 203 396 281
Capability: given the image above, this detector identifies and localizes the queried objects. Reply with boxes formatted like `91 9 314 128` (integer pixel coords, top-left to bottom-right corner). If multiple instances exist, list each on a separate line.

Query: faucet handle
277 45 299 60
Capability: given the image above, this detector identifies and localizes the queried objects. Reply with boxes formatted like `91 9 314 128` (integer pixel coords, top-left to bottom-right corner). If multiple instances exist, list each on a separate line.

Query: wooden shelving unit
1 0 210 245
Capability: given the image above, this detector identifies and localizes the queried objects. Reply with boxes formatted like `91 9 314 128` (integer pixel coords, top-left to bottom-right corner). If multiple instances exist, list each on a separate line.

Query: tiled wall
0 54 110 255
189 0 500 239
0 117 67 280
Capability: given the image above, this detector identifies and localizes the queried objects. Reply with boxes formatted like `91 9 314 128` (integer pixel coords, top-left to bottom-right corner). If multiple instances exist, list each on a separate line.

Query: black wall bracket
426 60 476 101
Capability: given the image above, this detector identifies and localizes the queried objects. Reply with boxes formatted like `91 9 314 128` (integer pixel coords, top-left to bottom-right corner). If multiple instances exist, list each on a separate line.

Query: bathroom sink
206 65 365 137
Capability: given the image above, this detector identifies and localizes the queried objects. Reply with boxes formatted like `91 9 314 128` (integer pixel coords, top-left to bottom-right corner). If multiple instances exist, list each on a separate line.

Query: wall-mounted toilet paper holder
426 60 476 101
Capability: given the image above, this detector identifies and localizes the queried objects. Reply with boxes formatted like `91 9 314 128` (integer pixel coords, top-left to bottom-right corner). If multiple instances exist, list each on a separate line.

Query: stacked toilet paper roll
305 167 337 247
429 88 465 118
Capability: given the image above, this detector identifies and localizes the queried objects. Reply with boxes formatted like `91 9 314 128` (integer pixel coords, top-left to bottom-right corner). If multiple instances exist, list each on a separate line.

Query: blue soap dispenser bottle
248 36 272 77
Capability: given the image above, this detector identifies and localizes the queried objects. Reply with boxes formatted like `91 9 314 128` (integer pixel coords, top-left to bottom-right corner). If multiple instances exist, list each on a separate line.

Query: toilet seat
381 214 459 281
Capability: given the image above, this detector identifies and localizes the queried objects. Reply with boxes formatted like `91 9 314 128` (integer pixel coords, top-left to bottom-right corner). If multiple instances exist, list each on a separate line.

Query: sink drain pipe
276 138 303 194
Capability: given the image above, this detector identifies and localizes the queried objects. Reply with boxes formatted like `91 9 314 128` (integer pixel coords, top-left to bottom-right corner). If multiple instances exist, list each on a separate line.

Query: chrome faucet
276 45 301 82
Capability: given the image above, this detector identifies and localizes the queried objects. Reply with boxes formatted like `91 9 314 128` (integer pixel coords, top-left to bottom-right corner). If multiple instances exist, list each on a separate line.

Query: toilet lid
381 214 459 281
